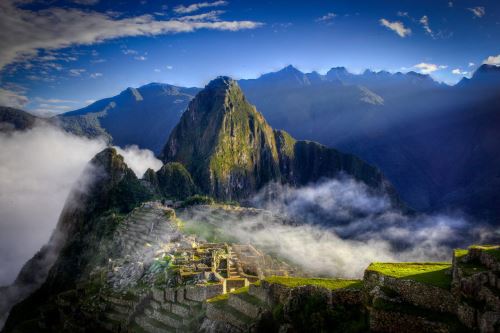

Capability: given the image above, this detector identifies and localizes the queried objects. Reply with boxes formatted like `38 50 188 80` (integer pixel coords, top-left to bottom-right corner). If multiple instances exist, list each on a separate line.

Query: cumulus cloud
180 178 497 278
468 62 475 67
0 0 261 70
90 72 103 78
379 18 411 37
173 1 228 14
483 55 500 66
468 6 485 18
414 62 447 74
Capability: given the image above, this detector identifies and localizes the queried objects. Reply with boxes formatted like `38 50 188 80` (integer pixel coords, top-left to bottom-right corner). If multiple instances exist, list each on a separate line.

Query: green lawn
367 262 452 289
264 276 363 290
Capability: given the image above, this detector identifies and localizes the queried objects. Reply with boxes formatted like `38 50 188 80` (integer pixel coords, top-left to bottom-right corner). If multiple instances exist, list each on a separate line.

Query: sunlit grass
367 262 452 289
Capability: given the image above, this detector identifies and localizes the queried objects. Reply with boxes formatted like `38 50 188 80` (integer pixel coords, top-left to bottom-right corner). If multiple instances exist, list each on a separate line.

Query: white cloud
173 0 228 14
166 65 173 70
316 12 336 24
468 6 485 18
0 88 29 109
483 54 500 66
379 18 411 37
85 99 96 104
452 68 468 75
114 145 162 177
413 62 447 74
154 68 161 72
134 55 147 61
0 0 262 71
468 62 475 67
0 124 106 285
90 72 103 78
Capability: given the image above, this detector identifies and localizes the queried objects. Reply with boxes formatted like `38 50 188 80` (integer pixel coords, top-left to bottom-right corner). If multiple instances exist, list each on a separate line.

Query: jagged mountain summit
162 76 396 202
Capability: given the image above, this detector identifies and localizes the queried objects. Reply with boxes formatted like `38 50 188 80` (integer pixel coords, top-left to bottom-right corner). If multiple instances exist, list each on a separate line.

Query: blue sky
0 0 499 116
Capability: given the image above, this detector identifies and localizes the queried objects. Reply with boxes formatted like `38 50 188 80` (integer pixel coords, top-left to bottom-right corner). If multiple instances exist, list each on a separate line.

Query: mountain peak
205 76 237 91
472 63 500 78
280 64 302 73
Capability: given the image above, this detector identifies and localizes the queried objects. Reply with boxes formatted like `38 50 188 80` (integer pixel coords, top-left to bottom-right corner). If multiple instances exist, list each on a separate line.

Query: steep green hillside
163 77 397 203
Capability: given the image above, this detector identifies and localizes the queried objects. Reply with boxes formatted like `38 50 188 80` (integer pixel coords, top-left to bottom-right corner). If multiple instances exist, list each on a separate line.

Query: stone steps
248 284 270 305
144 305 184 329
135 314 175 333
228 292 266 319
104 308 129 323
206 300 253 330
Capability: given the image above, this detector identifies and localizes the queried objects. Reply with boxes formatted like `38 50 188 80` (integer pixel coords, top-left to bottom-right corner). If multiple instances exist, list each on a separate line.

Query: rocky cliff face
162 76 281 201
162 77 396 203
2 147 154 332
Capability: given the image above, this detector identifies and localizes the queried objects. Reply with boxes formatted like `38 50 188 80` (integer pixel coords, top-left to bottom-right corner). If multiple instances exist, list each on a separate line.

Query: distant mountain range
56 83 200 154
1 64 499 222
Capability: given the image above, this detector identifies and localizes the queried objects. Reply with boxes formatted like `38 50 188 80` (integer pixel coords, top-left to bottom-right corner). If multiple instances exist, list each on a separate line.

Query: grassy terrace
367 262 452 289
263 276 363 290
207 286 249 303
470 245 500 261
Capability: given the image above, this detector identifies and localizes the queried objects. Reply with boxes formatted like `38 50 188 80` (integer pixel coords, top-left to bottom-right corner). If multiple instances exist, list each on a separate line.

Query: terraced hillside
3 195 499 333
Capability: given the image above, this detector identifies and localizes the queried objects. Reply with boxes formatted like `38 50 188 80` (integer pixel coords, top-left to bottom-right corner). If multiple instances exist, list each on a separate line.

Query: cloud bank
0 124 162 286
181 178 497 278
0 124 105 285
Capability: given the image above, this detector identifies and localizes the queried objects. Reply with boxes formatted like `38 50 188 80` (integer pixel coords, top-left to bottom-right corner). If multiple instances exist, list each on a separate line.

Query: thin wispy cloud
0 88 28 109
173 1 228 14
420 15 433 37
0 0 262 71
468 6 485 18
90 72 102 79
69 68 86 76
379 18 411 37
452 68 468 75
316 12 337 24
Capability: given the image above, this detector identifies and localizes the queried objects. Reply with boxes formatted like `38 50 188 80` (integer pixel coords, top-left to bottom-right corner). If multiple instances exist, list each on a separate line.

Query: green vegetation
264 276 363 290
207 286 249 303
470 245 500 261
180 195 215 208
454 248 469 259
367 262 452 289
157 162 197 199
372 297 469 333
